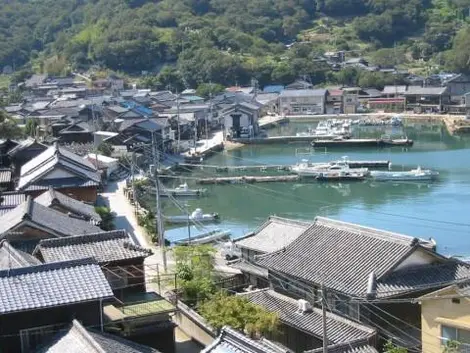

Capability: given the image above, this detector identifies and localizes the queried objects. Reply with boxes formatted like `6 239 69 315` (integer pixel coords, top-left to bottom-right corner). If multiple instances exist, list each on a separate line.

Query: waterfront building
234 216 470 350
278 89 326 115
404 86 450 113
221 102 260 139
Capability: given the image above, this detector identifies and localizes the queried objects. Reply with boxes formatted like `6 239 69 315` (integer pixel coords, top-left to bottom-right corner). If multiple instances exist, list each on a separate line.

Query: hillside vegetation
2 0 470 88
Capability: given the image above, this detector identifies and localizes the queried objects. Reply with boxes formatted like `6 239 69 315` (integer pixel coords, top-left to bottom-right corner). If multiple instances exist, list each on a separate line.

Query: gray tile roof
0 240 41 270
0 258 113 314
0 197 102 238
34 187 101 222
382 86 407 95
22 178 99 192
228 259 268 278
404 86 448 95
236 216 312 254
35 230 152 264
376 261 470 298
202 326 289 353
280 89 327 98
39 319 160 353
0 168 12 184
241 289 375 344
256 217 435 297
7 138 47 157
307 339 378 353
18 144 101 190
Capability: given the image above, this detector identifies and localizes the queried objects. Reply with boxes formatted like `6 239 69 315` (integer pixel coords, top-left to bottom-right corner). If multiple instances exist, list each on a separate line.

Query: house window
441 325 470 351
20 323 64 353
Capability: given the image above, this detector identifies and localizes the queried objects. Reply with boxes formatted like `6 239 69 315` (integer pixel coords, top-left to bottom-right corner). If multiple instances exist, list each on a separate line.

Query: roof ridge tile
0 257 96 278
39 230 127 248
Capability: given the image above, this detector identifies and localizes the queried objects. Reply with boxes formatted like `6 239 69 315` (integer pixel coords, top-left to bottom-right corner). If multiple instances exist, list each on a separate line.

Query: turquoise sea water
147 122 470 257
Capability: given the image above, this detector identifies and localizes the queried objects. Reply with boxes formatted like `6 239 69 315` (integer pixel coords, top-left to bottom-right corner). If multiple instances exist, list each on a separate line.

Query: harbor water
146 122 470 257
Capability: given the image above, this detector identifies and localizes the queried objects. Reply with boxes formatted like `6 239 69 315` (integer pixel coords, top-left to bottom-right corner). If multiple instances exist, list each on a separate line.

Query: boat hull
312 139 413 148
164 214 220 224
371 171 438 181
173 230 231 245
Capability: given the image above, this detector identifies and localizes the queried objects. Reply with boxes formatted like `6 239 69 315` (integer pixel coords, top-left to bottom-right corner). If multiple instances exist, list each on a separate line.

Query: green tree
97 142 114 157
0 110 23 139
25 120 38 137
199 292 280 337
443 340 461 353
196 83 225 98
445 25 470 73
174 245 217 305
383 340 407 353
95 206 115 231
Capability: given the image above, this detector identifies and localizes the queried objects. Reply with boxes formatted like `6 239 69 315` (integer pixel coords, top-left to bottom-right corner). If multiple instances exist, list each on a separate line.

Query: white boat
295 121 350 138
173 229 231 245
158 183 207 197
291 159 369 177
164 208 220 224
370 166 439 181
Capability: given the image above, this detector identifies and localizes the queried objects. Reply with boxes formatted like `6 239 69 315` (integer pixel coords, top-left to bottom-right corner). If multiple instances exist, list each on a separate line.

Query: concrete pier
196 175 300 184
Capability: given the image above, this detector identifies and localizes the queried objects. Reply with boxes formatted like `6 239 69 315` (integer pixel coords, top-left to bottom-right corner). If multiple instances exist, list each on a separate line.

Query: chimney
366 271 377 300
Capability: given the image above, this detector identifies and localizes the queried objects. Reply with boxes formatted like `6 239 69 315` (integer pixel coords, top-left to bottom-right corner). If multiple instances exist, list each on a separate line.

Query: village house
285 80 313 90
202 326 290 353
34 187 102 224
230 217 312 288
419 282 470 353
57 121 94 143
39 319 162 353
33 230 152 299
325 89 344 114
252 216 470 350
0 138 19 167
278 89 326 115
240 289 377 353
16 144 101 202
0 167 13 191
404 86 450 113
7 138 48 177
0 196 102 251
221 102 261 139
0 258 114 353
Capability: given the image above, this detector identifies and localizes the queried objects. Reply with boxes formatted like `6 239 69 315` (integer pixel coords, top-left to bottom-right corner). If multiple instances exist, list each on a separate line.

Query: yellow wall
421 288 470 353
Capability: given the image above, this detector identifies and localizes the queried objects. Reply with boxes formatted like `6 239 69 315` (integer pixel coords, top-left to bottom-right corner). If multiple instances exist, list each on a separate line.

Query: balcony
104 291 177 336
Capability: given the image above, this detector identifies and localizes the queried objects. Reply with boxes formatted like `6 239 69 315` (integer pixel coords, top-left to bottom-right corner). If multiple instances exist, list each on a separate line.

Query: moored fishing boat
150 183 207 197
291 159 369 177
164 208 220 224
173 229 231 245
370 166 439 181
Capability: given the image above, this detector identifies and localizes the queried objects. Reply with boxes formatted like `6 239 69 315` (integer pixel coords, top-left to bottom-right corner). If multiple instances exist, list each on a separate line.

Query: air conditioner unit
297 299 312 314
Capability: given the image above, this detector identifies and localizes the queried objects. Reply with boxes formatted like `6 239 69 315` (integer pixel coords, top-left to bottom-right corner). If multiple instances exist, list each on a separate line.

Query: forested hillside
1 0 470 88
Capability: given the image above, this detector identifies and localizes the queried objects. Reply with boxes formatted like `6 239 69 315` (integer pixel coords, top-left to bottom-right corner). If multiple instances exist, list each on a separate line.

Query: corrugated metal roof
0 191 27 207
307 339 378 353
0 258 113 314
236 216 311 254
405 86 448 95
256 217 434 297
241 290 375 344
0 169 11 184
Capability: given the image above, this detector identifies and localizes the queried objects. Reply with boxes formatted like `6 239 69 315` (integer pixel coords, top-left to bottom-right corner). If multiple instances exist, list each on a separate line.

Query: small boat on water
312 135 413 148
173 229 231 245
292 159 369 177
316 170 367 182
296 120 351 139
157 183 207 197
370 166 439 181
164 208 220 224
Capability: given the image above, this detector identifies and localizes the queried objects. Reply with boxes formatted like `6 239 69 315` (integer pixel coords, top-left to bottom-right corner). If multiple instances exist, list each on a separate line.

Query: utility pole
131 152 136 212
321 284 328 353
207 82 212 148
176 89 181 153
152 133 167 272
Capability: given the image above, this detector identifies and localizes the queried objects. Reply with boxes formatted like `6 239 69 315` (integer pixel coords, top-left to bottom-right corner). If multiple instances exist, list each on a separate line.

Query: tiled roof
307 339 378 353
202 326 289 353
241 289 375 344
228 259 268 278
7 138 47 157
0 240 41 270
35 230 152 264
405 86 448 95
0 197 102 238
382 86 407 95
39 319 160 353
0 168 12 184
18 144 100 190
34 187 101 222
236 216 311 254
256 217 435 297
377 261 470 298
280 89 327 98
0 258 113 314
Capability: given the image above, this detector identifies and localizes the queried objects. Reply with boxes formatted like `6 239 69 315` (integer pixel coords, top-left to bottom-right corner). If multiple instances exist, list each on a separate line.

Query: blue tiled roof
263 85 285 93
0 258 113 314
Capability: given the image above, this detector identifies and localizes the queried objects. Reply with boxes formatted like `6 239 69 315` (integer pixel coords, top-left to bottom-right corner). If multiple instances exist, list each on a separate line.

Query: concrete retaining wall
173 301 216 346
